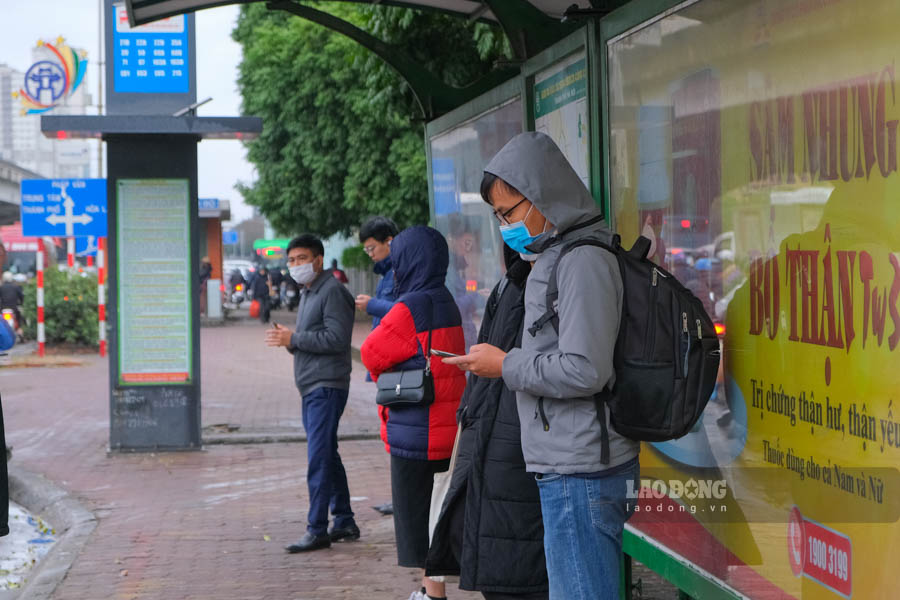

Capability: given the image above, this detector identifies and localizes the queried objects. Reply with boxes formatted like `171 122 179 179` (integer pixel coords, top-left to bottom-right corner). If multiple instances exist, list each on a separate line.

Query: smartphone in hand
430 348 459 358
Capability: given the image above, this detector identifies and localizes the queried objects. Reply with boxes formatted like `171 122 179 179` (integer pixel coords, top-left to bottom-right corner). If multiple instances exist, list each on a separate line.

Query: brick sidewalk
3 310 674 599
200 308 380 439
1 312 482 600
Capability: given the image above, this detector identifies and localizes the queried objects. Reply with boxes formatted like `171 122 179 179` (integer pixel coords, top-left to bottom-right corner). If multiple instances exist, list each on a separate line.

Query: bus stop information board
533 54 589 190
116 179 192 384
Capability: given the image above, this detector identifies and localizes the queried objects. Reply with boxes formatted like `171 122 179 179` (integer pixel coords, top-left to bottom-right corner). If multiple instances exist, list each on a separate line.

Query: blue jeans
301 386 354 536
535 458 639 600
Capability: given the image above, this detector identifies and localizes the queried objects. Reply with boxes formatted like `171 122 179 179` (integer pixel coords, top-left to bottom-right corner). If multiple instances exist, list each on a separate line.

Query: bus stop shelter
108 0 900 598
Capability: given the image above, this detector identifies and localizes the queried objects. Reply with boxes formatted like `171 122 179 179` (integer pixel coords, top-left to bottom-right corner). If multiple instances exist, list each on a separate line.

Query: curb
7 466 97 600
202 431 380 445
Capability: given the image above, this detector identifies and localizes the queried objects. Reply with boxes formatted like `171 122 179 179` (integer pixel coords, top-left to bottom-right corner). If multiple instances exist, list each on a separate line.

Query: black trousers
258 296 270 323
390 455 450 568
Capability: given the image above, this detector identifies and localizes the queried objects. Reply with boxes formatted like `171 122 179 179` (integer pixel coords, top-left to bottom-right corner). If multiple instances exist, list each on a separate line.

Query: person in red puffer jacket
361 225 466 600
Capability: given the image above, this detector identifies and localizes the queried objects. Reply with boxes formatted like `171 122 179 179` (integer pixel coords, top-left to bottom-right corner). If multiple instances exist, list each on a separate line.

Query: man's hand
355 294 372 312
266 322 292 347
442 343 506 378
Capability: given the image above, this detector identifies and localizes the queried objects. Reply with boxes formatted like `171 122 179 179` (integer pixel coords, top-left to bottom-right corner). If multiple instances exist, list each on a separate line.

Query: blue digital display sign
112 5 189 94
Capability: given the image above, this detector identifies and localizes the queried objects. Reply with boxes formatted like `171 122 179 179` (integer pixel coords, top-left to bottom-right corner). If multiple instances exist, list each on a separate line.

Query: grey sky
0 0 256 224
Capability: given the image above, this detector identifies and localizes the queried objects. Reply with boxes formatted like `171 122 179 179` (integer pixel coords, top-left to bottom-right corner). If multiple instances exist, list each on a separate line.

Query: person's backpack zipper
645 268 665 354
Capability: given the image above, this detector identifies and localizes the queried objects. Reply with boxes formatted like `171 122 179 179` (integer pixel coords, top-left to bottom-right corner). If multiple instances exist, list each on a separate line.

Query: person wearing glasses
355 216 399 329
443 132 640 600
356 216 400 516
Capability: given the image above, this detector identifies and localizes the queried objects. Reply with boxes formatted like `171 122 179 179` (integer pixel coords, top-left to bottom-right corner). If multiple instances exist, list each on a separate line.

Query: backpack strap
527 233 620 337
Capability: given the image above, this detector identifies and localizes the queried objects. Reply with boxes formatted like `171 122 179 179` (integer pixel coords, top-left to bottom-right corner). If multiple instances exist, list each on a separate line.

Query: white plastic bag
428 423 462 545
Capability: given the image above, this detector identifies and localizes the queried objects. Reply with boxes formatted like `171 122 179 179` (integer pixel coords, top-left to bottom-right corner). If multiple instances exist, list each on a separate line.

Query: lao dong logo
627 478 728 500
13 37 88 115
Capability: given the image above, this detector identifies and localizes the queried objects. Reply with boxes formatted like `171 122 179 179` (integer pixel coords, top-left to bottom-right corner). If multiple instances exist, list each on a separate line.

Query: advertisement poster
608 0 900 597
534 53 590 190
116 179 192 385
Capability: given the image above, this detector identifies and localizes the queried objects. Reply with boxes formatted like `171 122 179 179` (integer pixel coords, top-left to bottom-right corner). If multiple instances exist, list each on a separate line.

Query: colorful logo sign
13 38 88 115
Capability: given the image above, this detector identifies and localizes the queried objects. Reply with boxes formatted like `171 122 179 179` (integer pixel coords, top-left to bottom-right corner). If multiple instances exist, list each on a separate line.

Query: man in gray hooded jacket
444 132 639 599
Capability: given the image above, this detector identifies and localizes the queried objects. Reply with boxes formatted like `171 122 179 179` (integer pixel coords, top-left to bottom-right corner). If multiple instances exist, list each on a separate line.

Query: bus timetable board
116 179 192 385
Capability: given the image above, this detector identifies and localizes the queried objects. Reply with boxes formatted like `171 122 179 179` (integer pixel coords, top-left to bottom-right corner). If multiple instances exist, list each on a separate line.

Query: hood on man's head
391 226 449 294
484 132 600 233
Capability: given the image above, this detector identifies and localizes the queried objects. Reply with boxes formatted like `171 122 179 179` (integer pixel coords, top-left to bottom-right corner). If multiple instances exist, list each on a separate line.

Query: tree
232 3 509 237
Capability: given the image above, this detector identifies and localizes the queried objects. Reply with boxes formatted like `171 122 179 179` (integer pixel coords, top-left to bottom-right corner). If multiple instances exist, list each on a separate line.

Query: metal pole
36 240 45 357
67 237 75 268
97 0 104 178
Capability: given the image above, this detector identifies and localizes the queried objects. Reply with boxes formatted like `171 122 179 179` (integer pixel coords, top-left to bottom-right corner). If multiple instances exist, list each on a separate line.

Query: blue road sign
76 236 99 257
112 5 190 94
199 197 219 210
21 179 107 238
222 230 238 245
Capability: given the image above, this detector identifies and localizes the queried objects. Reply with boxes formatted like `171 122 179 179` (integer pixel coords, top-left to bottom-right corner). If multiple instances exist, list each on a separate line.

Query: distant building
0 158 43 225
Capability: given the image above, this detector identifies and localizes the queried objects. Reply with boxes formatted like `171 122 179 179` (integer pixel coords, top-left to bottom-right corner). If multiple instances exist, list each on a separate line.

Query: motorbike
230 282 245 307
283 282 299 311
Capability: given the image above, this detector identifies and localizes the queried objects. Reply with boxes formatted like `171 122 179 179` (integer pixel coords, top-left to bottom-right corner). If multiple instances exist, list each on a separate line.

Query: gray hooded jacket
487 132 640 474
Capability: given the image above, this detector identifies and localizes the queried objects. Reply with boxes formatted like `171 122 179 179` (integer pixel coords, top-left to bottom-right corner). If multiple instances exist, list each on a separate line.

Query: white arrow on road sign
46 181 94 236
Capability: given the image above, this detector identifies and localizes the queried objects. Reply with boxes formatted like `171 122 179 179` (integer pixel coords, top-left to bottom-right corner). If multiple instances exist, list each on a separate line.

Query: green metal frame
600 1 744 596
481 0 578 61
623 526 747 600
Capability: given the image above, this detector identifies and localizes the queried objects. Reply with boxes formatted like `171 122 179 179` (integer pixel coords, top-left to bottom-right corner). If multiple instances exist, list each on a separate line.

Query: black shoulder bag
375 303 435 408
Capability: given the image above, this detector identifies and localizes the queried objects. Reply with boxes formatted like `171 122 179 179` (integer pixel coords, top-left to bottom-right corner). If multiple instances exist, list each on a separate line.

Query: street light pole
97 0 104 178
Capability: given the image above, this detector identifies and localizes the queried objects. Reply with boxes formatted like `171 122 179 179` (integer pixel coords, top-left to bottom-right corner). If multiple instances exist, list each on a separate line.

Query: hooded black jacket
426 247 547 595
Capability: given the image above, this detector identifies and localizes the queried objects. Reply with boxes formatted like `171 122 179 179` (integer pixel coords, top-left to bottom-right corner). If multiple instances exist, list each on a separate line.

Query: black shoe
328 523 360 542
285 532 331 553
372 502 393 515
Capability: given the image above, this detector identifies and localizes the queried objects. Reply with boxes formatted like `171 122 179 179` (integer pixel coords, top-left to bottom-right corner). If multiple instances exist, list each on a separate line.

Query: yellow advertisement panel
608 1 900 597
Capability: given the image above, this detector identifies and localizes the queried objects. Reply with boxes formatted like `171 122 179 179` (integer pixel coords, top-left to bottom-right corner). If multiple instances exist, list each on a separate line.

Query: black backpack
528 231 721 464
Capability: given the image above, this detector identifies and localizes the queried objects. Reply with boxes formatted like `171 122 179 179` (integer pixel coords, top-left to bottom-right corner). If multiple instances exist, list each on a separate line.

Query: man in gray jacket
266 234 359 553
445 132 639 599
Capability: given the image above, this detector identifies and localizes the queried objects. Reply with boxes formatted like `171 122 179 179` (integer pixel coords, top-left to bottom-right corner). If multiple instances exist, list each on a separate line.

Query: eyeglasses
492 196 529 224
363 245 377 255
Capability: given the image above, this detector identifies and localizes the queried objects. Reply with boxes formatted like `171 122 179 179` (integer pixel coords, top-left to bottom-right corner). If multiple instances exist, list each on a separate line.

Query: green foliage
23 269 98 347
341 245 371 271
233 4 509 238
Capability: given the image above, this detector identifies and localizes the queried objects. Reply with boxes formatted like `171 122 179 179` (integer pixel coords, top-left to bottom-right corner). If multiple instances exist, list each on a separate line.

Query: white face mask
290 263 316 285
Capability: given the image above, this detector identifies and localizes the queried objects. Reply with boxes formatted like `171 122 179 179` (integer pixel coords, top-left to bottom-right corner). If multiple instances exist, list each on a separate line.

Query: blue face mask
499 204 543 255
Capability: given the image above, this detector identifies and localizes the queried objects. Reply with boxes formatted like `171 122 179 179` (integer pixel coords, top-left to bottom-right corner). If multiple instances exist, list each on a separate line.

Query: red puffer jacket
361 226 466 461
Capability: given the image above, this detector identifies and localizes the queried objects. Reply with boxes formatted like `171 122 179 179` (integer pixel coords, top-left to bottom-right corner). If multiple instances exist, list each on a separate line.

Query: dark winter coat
426 248 547 595
366 255 396 329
